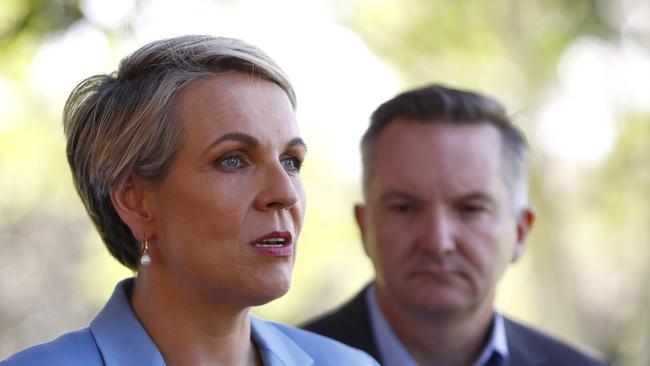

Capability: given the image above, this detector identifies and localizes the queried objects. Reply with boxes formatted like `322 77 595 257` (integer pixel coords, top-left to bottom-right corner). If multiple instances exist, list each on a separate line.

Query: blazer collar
89 278 164 366
251 316 313 366
89 278 313 366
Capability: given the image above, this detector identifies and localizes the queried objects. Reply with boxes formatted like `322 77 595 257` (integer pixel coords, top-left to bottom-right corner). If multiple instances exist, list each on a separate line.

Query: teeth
265 238 285 244
255 237 285 246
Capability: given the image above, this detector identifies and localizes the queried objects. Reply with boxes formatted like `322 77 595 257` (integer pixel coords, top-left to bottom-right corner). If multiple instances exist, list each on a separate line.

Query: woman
2 35 377 365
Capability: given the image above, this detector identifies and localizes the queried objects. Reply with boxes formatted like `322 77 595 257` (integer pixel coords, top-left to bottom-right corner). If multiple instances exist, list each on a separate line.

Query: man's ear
110 174 155 241
512 207 535 263
354 204 370 256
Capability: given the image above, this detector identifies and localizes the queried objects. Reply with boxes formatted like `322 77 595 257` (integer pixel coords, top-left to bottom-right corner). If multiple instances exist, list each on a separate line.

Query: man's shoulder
0 328 101 366
259 320 379 365
504 317 609 366
300 287 383 362
302 287 369 337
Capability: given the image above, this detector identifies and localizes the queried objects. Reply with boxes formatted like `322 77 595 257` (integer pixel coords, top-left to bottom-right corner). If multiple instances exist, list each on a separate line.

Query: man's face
357 119 533 317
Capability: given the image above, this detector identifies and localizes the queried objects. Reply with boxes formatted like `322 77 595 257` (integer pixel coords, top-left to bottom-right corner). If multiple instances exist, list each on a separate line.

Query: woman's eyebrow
203 132 259 155
286 137 307 152
203 133 306 155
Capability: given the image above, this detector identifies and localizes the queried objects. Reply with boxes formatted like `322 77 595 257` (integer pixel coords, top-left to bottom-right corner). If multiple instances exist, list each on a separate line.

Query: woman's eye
281 156 302 172
217 154 245 170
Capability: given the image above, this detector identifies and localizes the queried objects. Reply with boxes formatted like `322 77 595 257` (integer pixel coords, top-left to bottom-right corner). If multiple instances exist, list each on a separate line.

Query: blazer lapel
251 316 313 366
89 278 164 366
505 318 547 366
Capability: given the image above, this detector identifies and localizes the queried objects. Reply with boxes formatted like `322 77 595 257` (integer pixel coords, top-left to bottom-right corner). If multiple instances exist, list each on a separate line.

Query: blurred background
1 0 649 364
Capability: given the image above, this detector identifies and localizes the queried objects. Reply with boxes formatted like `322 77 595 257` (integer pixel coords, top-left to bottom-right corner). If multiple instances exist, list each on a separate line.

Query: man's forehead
369 120 507 197
373 120 503 162
379 117 501 138
369 167 501 199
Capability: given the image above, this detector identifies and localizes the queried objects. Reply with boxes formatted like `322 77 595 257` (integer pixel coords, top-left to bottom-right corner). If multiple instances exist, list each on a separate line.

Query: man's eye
389 204 412 213
281 156 303 172
461 204 485 213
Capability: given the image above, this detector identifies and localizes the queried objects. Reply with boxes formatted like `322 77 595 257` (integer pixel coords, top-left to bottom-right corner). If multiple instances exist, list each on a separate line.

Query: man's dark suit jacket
303 287 609 366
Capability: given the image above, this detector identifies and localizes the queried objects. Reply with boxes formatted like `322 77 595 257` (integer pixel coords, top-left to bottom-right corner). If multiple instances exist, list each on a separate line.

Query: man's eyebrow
203 132 259 155
286 137 307 152
457 191 495 204
379 190 419 202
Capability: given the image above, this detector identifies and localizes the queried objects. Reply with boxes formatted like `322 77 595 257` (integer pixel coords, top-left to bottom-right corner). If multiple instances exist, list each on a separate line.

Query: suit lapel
305 285 382 362
505 318 547 366
336 286 383 362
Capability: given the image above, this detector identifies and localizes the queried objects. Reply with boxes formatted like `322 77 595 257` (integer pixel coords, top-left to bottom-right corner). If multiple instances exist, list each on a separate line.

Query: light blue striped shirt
365 285 508 366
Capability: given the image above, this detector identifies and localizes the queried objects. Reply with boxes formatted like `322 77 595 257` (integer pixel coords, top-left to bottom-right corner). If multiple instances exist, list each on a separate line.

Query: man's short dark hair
360 84 529 210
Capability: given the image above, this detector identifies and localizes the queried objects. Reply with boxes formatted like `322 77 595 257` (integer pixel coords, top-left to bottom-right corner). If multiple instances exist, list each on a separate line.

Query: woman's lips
250 231 294 257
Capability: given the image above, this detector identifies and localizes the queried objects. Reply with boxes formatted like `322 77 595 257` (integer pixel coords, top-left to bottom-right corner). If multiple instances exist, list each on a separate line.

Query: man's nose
418 208 456 256
254 161 299 211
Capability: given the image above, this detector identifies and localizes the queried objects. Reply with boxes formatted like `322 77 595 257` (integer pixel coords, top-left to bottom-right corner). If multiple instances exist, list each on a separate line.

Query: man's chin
404 290 474 318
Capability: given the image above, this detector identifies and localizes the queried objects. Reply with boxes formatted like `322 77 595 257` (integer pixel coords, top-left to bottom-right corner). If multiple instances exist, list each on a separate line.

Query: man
303 85 608 365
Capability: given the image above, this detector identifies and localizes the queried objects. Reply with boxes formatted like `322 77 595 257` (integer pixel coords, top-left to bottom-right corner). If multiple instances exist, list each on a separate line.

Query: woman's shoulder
1 328 102 366
252 317 379 365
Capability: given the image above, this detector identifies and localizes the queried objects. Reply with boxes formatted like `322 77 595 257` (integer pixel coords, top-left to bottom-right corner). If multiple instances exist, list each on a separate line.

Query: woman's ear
110 174 155 241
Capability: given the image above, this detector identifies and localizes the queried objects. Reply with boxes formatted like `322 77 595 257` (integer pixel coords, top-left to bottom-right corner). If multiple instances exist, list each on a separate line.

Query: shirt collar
366 285 417 366
473 312 508 366
365 284 509 366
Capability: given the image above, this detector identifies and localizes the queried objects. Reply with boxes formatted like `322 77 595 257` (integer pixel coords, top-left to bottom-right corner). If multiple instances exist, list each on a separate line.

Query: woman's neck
131 269 262 366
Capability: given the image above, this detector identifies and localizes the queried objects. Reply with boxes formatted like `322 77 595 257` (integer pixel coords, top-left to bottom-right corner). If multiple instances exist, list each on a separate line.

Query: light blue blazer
1 279 378 366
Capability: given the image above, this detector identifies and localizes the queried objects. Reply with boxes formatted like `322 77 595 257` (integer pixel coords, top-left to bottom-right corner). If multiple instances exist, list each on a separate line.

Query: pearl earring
140 236 151 266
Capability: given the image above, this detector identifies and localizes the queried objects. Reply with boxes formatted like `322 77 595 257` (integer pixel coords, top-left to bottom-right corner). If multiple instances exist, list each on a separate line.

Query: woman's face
144 73 306 307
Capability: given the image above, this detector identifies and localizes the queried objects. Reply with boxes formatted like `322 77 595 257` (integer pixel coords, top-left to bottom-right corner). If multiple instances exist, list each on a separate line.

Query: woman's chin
248 278 291 306
246 263 294 305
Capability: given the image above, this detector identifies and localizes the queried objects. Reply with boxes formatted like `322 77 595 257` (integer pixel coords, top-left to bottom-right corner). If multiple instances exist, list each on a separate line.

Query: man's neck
375 287 494 366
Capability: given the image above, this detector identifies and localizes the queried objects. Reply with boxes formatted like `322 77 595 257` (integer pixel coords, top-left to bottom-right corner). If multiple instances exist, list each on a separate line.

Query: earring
140 236 151 266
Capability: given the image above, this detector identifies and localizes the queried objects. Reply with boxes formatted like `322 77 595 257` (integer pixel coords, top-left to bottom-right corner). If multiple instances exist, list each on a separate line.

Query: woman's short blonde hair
64 35 296 270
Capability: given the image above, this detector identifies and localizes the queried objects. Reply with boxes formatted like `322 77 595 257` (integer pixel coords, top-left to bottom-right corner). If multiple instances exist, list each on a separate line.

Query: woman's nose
254 162 299 211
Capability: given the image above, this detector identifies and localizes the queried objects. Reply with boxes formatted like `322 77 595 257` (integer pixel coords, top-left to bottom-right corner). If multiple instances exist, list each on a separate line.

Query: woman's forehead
174 74 300 149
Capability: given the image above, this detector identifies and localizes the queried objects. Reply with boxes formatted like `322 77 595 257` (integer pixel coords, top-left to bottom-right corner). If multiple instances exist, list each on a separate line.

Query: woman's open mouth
251 231 294 256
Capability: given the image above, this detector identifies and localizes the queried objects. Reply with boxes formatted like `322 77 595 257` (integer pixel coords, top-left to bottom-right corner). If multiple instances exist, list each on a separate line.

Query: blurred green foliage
1 0 82 74
1 1 649 365
336 1 649 365
344 0 611 101
339 2 649 365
